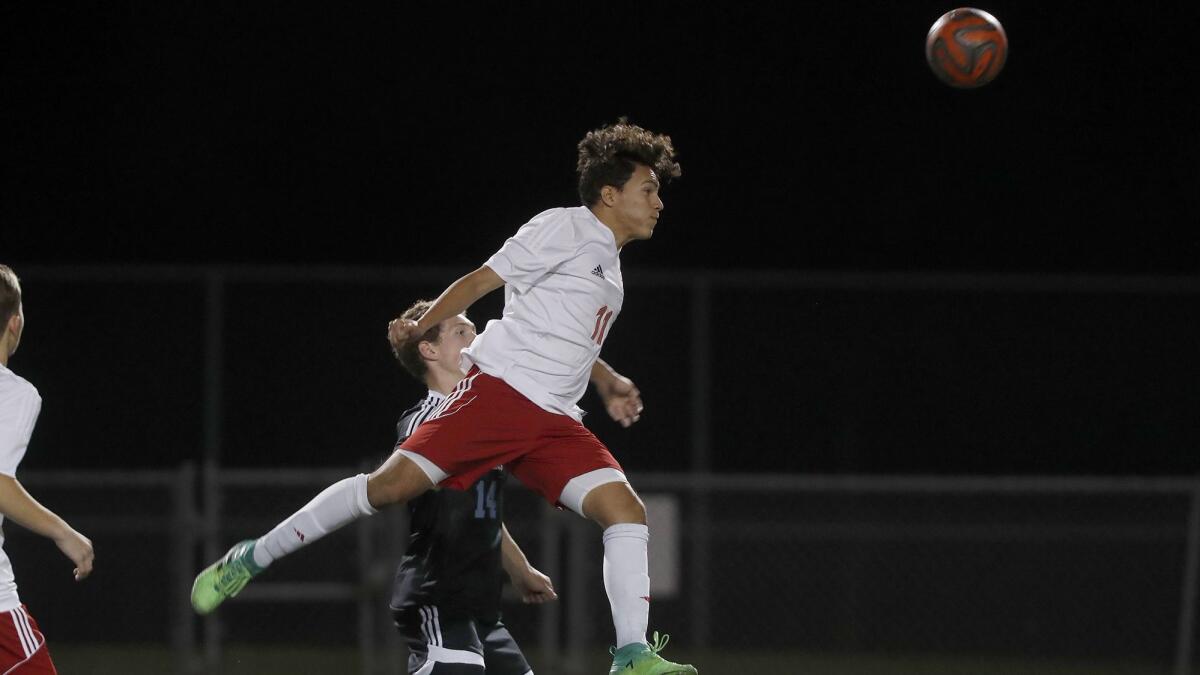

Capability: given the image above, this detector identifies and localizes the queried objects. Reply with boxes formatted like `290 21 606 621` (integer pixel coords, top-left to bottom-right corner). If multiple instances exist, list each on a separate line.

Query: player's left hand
597 374 643 428
510 565 558 604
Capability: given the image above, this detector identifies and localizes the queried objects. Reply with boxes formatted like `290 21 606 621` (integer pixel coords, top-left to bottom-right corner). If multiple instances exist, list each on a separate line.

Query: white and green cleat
609 632 697 674
190 539 263 615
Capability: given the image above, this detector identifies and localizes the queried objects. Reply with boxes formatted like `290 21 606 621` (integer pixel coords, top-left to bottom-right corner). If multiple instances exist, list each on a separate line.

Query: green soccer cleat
190 539 263 615
609 632 697 674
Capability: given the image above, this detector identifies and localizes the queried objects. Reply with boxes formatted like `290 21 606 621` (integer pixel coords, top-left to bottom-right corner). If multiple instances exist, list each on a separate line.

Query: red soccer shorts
0 604 57 674
400 367 623 506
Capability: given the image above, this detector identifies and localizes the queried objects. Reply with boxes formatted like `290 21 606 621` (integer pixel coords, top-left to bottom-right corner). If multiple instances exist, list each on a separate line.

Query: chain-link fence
8 266 1198 673
13 469 1200 674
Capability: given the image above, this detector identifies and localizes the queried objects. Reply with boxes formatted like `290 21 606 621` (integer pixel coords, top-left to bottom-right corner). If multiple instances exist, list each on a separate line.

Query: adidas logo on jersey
591 265 605 279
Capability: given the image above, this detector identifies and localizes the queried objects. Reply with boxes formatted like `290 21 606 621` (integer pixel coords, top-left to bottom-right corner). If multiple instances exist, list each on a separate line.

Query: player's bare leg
583 481 647 528
191 453 436 614
584 482 697 674
366 448 440 507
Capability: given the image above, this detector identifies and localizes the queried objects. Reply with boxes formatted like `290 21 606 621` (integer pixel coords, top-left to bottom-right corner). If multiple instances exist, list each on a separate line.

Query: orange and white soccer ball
925 7 1008 88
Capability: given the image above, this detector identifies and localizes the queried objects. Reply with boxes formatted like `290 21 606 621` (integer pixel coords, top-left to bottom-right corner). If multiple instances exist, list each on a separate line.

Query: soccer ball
925 7 1008 88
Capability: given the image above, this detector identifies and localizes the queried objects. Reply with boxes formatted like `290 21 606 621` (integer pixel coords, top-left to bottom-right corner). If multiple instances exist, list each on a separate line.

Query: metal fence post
539 506 563 670
565 518 593 675
357 513 375 675
201 460 222 670
201 270 227 670
1175 484 1200 675
172 462 198 673
689 278 712 648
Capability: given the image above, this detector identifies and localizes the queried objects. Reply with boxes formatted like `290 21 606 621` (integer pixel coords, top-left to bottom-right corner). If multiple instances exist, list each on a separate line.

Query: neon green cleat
609 632 697 674
190 539 263 615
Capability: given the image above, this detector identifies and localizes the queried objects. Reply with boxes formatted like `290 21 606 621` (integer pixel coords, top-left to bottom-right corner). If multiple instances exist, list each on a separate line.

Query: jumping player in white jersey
192 120 696 674
0 265 95 674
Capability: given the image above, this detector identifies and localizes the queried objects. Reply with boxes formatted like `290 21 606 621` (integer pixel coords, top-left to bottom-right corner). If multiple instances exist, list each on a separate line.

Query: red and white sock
603 523 651 649
253 473 377 568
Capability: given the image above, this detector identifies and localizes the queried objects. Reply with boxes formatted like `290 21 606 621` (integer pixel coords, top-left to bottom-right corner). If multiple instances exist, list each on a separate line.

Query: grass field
49 644 1173 675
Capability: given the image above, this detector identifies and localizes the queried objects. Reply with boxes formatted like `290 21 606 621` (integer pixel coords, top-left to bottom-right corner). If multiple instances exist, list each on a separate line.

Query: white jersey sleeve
464 206 624 421
484 208 580 293
0 368 41 477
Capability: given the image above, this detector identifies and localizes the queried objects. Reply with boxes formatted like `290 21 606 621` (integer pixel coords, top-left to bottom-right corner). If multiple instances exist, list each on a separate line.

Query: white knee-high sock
603 523 650 649
252 473 377 568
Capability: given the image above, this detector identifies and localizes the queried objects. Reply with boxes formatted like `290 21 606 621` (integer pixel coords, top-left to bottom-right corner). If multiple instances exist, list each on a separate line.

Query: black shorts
394 605 532 675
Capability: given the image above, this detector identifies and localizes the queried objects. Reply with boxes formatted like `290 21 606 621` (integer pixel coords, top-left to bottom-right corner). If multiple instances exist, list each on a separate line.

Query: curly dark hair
392 300 445 382
0 265 21 326
576 118 681 206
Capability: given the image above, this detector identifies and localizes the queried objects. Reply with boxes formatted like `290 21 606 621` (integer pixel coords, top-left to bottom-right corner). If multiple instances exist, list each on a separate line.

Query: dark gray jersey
390 393 507 621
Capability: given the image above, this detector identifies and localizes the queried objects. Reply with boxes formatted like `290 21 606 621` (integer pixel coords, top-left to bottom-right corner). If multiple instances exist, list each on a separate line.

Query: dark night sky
3 2 1198 273
1 3 1198 476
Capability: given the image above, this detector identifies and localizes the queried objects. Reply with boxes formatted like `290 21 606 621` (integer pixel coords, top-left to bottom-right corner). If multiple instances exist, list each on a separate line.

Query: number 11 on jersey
591 305 614 345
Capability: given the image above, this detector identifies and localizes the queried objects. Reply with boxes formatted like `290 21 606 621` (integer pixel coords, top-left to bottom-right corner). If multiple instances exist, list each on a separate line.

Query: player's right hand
510 565 558 604
388 318 421 352
55 529 94 581
598 374 643 428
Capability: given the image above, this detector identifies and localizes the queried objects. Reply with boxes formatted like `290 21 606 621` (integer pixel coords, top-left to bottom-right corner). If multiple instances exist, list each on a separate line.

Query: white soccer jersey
462 206 623 421
0 364 42 612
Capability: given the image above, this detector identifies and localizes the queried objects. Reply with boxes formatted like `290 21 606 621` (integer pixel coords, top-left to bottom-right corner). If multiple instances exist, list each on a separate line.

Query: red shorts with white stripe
399 367 623 507
0 605 57 674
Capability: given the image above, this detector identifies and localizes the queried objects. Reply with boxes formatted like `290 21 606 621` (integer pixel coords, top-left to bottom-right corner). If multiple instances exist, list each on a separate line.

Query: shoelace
609 632 672 658
213 560 250 594
649 631 670 654
213 545 254 595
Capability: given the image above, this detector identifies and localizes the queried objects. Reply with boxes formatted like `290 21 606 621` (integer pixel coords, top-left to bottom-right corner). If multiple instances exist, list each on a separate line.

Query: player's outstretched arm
590 359 643 428
0 475 94 581
500 524 557 605
389 265 504 350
